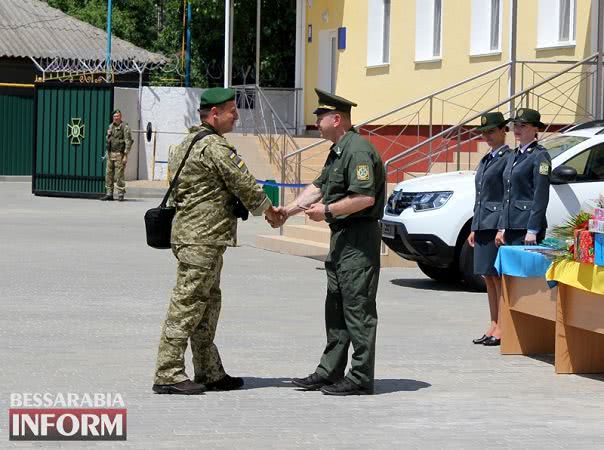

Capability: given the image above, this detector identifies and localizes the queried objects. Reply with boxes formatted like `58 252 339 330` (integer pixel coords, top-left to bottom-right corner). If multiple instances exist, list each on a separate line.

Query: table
547 260 604 374
495 246 557 355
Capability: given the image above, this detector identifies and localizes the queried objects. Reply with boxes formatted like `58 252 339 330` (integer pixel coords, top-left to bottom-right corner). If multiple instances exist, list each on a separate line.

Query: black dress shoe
473 334 490 344
291 373 333 391
205 374 244 391
483 336 501 346
320 378 372 396
152 379 206 395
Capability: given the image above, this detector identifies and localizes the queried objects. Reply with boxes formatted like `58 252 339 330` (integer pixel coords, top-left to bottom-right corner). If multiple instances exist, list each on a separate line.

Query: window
415 0 443 62
538 0 576 48
559 144 604 182
470 0 502 55
367 0 392 66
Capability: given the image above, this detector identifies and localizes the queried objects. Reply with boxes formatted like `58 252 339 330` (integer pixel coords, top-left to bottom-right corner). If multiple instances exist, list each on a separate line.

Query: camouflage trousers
153 244 227 385
105 152 126 194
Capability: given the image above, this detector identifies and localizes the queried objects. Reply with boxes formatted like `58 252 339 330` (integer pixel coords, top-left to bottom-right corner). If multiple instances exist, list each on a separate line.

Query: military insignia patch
539 161 550 175
517 108 525 116
229 152 247 171
356 164 370 181
481 116 487 126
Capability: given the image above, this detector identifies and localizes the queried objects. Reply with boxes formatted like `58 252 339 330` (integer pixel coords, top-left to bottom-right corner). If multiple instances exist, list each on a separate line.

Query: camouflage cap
313 88 357 115
200 87 236 108
476 112 509 131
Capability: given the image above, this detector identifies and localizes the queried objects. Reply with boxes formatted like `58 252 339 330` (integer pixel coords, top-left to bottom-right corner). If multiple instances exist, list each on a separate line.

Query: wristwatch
324 204 334 220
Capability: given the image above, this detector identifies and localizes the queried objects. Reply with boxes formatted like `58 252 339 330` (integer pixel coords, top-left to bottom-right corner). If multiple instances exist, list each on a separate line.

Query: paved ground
1 182 603 449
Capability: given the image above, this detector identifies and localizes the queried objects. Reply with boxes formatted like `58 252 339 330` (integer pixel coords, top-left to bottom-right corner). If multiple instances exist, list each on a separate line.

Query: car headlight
411 191 453 211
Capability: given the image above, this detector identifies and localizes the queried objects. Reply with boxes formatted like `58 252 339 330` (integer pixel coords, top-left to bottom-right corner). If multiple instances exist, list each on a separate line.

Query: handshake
264 203 328 228
264 206 288 228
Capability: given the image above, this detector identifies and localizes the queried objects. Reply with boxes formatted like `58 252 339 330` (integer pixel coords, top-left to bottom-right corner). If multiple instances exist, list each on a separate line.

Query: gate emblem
67 118 85 145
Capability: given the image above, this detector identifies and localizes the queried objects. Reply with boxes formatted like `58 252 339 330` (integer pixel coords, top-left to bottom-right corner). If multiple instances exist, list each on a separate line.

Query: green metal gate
0 89 34 175
33 83 113 197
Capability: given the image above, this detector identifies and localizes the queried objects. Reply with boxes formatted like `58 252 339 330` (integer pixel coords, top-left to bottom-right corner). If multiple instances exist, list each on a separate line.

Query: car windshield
541 135 589 159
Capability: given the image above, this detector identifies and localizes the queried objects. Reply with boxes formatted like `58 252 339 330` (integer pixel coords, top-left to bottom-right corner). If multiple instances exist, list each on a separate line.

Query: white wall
115 86 203 180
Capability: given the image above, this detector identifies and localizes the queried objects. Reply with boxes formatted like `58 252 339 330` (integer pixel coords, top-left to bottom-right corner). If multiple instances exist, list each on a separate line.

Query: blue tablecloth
494 245 553 278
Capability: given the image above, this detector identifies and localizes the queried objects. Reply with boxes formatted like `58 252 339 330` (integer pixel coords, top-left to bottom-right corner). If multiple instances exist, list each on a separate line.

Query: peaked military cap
511 108 545 129
476 111 509 131
199 87 236 108
112 109 122 115
313 88 357 115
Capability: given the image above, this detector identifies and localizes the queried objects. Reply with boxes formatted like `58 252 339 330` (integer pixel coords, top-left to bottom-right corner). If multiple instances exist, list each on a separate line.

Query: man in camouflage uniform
272 89 385 396
101 109 133 201
152 87 282 395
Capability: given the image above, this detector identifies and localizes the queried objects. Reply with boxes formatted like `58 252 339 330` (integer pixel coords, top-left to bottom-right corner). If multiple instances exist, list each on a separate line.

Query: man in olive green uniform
101 109 133 201
273 89 385 395
152 88 282 395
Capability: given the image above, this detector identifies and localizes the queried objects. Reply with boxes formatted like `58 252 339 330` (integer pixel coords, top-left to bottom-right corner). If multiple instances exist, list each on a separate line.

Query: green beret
199 87 236 108
313 88 357 115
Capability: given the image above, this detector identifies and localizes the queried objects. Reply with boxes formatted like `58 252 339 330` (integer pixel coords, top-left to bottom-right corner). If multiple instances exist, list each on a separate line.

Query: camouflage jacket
168 123 271 246
107 122 133 154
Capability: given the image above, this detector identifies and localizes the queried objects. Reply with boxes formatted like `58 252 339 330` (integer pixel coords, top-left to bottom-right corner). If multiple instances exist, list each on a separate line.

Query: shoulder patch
356 164 370 181
539 161 550 175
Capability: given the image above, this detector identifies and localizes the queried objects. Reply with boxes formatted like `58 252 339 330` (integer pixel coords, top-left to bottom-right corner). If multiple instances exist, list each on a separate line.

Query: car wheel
458 240 486 292
417 262 459 283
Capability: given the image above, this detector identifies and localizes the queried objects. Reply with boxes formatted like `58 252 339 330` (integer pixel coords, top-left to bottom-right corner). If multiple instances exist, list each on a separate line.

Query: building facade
301 0 596 127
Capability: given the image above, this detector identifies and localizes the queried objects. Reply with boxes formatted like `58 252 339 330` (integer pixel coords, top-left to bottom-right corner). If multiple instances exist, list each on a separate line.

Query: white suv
381 124 604 290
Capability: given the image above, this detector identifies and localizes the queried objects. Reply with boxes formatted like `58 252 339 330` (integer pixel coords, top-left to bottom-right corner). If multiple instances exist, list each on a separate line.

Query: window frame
415 0 443 63
470 0 503 57
537 0 577 50
366 0 392 67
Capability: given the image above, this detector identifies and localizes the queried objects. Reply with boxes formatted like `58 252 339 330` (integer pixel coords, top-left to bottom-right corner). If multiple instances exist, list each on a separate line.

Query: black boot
320 378 373 396
205 374 244 391
152 379 206 395
291 372 333 391
100 193 114 201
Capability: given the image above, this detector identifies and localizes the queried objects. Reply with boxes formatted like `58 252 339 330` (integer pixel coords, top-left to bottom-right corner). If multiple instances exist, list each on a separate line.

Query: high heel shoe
472 334 490 344
482 336 501 346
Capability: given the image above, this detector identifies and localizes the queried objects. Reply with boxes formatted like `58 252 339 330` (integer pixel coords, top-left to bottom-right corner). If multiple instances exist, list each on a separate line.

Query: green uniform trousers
154 245 227 385
105 152 126 195
315 263 379 390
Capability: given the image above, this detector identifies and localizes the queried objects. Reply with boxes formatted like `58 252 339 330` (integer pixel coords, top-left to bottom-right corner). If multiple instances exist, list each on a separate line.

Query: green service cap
511 108 545 129
476 112 509 131
313 88 357 115
199 87 236 108
112 109 121 115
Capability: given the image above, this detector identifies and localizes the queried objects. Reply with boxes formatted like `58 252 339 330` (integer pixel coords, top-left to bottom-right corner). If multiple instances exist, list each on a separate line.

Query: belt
329 217 377 232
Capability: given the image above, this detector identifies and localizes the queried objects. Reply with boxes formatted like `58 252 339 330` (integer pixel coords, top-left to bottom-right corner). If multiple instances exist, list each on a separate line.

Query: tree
47 0 296 88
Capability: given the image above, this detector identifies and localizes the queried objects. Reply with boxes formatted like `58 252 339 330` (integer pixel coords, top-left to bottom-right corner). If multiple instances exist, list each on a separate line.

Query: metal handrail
283 62 512 160
384 53 598 171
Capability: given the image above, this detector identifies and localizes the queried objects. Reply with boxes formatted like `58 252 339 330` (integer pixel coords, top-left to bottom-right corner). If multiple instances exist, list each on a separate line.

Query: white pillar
224 0 233 87
294 0 306 134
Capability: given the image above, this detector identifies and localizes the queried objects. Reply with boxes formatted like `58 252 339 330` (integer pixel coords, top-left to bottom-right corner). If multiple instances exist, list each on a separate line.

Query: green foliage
47 0 296 87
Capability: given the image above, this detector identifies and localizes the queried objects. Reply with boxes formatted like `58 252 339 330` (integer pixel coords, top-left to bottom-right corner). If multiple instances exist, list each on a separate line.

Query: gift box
593 207 604 221
574 229 595 264
589 219 604 233
596 233 604 266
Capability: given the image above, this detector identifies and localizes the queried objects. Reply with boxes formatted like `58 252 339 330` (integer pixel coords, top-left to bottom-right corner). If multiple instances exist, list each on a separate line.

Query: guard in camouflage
152 87 280 396
101 109 133 201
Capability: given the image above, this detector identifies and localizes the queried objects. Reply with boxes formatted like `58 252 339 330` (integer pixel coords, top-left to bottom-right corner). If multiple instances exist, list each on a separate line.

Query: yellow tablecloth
546 260 604 295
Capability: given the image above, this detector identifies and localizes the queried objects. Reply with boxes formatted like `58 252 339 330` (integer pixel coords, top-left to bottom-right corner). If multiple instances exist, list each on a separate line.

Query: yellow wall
304 0 594 126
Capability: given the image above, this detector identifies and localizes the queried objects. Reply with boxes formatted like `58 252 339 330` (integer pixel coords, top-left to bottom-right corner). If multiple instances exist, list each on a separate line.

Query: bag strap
160 129 215 207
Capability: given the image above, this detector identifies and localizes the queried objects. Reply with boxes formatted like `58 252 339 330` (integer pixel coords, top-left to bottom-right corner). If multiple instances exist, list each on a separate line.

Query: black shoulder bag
144 130 214 249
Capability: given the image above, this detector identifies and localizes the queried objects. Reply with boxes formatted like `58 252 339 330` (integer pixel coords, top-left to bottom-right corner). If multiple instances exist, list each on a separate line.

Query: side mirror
551 165 577 184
